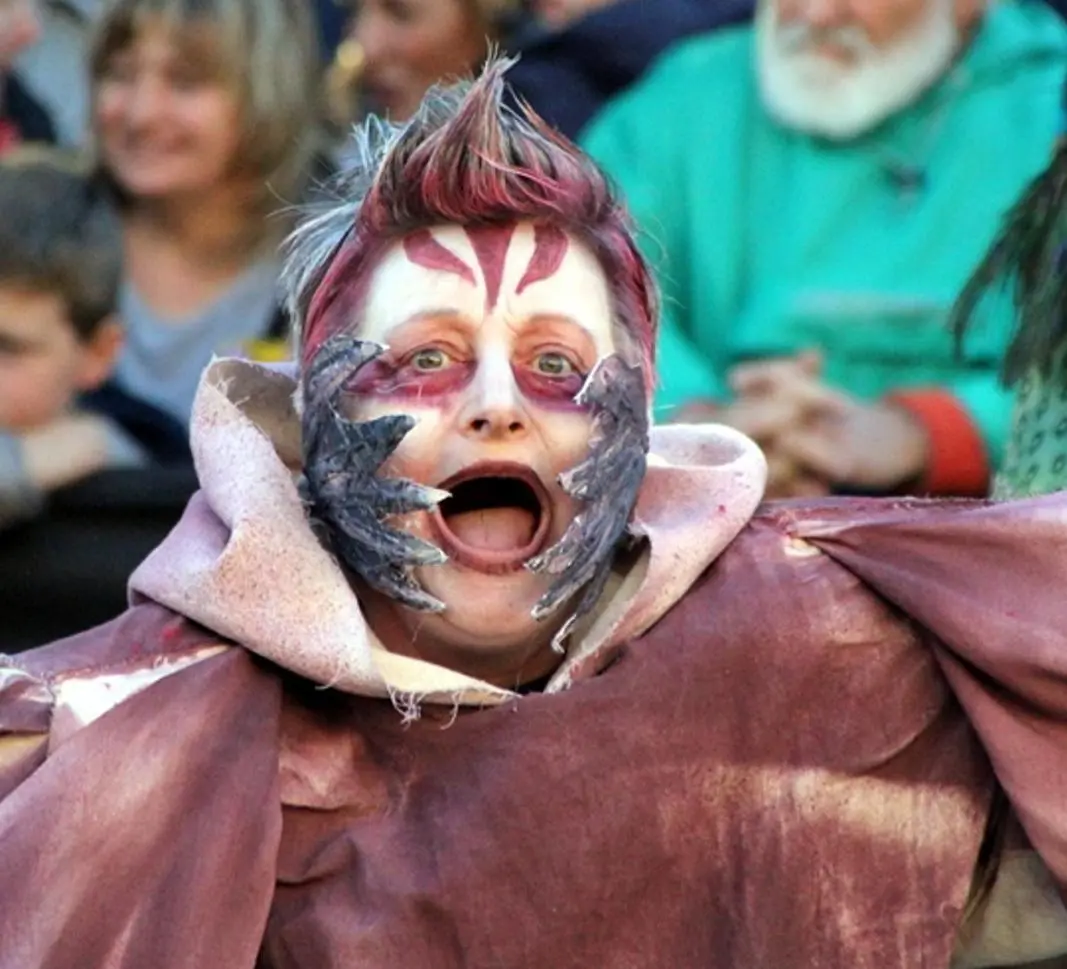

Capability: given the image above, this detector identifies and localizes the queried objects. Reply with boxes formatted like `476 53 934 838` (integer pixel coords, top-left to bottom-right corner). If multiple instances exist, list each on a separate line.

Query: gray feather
528 355 649 643
300 332 447 612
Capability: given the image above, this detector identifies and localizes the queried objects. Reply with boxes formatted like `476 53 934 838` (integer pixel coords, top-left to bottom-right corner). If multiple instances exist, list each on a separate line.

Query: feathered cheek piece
298 332 651 647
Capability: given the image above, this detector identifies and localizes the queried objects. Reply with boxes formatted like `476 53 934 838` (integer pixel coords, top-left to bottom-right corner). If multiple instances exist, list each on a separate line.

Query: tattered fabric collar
129 358 766 708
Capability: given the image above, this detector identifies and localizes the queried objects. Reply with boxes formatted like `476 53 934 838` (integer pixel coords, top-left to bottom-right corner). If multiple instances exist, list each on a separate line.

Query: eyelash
529 348 582 377
394 344 586 380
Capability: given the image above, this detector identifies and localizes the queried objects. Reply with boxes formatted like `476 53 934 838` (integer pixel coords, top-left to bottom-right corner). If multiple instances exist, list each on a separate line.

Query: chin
415 566 556 652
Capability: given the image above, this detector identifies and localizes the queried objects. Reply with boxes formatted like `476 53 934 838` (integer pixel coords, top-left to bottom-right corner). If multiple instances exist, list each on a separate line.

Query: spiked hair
282 58 659 390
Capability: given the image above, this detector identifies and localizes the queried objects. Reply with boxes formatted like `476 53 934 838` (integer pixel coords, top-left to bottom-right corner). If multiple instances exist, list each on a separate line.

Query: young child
0 148 144 527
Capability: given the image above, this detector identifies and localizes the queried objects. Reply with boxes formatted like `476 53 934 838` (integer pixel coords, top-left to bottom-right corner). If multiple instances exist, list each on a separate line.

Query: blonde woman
344 0 519 122
90 0 319 425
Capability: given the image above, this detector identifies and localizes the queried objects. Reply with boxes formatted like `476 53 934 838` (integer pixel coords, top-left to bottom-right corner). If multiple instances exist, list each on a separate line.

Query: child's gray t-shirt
114 260 281 426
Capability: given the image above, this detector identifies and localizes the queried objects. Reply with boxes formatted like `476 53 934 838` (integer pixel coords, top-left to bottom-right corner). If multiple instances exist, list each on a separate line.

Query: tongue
445 507 537 551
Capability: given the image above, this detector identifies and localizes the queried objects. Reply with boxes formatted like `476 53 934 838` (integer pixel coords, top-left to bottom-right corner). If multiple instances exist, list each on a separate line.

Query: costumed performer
3 61 1067 969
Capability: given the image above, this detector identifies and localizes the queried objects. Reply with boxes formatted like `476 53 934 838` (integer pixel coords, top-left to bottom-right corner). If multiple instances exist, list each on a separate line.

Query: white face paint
756 0 960 141
348 221 619 682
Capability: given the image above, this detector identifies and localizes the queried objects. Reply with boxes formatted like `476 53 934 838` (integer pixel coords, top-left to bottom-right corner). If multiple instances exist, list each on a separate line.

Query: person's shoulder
623 24 756 105
581 24 755 153
4 603 249 755
969 0 1067 74
11 601 226 681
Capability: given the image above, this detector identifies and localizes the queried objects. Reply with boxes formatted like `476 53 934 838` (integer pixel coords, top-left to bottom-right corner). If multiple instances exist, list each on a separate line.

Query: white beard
755 0 961 141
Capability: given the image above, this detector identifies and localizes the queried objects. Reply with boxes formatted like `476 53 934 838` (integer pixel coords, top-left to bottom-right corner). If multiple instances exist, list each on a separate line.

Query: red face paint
512 366 587 411
346 353 475 402
516 224 570 295
465 224 516 311
403 230 476 286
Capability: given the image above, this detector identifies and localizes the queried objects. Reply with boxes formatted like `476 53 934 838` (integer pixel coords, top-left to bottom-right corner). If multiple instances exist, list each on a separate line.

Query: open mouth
430 462 552 574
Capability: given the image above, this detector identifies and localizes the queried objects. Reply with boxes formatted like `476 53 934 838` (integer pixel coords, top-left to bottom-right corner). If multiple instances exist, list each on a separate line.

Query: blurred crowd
1 0 1065 647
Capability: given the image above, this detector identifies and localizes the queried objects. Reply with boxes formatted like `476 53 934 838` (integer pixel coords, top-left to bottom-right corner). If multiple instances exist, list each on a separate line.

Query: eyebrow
515 314 599 362
385 311 476 343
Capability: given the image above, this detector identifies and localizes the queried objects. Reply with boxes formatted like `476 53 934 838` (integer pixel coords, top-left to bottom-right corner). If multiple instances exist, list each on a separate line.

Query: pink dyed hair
286 59 659 391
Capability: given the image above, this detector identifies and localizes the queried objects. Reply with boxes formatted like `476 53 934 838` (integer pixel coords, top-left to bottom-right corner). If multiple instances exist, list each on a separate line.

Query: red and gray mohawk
281 57 659 389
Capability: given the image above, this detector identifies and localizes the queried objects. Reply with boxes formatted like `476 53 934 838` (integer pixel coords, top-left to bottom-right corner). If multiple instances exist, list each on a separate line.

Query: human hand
777 388 930 493
670 353 831 498
700 351 928 493
19 414 111 492
724 352 833 497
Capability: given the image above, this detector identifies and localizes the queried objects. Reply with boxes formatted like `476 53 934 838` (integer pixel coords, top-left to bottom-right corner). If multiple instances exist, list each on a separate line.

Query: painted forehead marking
402 230 476 287
516 224 569 295
400 224 573 311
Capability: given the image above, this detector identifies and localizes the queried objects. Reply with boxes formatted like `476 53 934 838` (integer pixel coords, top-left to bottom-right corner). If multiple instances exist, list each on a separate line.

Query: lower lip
429 498 552 575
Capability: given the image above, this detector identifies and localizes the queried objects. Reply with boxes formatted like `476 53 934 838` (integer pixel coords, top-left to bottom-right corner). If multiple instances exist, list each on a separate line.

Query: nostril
508 421 523 434
470 418 490 433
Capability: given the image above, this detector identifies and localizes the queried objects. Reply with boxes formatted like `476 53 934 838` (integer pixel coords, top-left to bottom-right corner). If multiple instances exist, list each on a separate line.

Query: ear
75 314 124 392
953 0 985 33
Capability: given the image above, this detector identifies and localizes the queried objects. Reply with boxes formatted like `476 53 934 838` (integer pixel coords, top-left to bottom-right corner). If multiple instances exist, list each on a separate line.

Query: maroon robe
5 495 1067 968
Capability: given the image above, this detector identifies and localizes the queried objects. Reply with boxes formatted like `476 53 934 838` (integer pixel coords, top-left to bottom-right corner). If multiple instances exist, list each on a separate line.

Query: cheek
349 398 445 482
94 89 126 132
0 357 70 428
535 409 597 472
862 0 924 43
186 96 242 157
408 10 483 76
513 368 586 411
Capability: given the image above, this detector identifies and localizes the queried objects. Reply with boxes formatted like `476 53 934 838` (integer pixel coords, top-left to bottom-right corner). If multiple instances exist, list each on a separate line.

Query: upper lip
430 461 553 574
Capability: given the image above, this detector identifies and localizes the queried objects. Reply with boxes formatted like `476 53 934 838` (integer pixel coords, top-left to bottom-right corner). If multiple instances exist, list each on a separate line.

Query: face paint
300 221 649 661
466 224 515 311
517 224 569 295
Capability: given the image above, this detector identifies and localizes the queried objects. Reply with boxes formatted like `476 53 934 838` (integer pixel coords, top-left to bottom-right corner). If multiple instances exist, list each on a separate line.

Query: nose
799 0 847 27
125 76 168 127
461 357 529 442
777 0 844 28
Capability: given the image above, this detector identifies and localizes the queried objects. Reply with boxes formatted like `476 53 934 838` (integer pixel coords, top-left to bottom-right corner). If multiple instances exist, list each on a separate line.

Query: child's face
0 287 122 433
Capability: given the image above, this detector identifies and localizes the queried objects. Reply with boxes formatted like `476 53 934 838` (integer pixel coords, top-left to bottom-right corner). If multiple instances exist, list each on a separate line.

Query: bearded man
6 64 1067 969
582 0 1067 500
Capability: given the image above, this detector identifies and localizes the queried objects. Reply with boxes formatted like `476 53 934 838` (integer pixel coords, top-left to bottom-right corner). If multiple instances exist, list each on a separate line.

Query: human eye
408 346 452 371
532 350 578 377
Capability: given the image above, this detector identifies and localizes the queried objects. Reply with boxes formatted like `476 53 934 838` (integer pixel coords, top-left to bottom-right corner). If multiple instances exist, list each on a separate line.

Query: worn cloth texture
581 0 1067 468
3 361 1067 967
